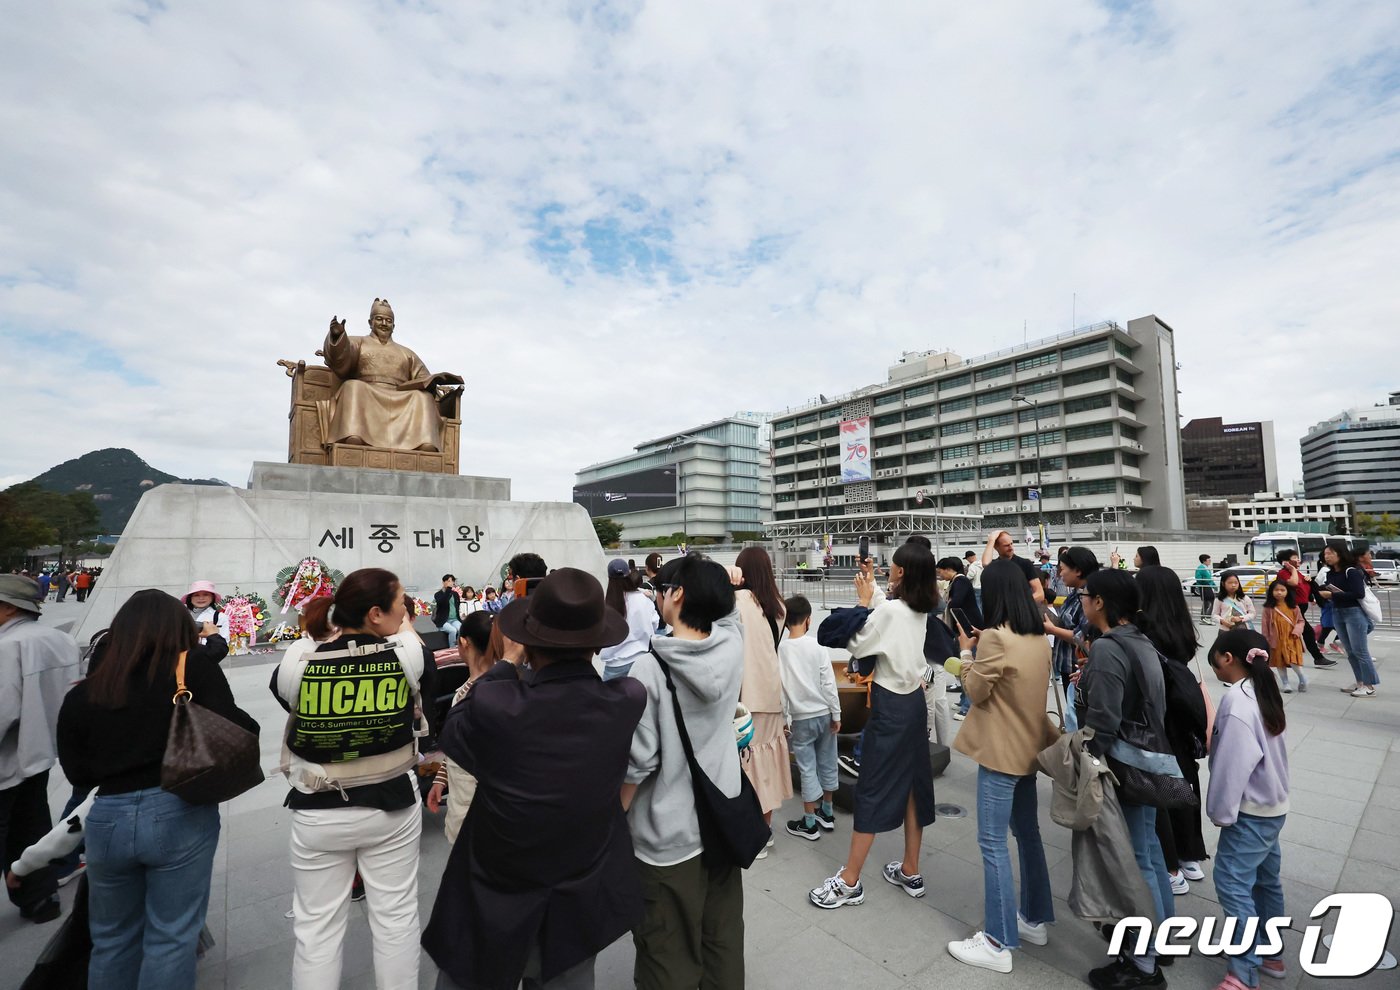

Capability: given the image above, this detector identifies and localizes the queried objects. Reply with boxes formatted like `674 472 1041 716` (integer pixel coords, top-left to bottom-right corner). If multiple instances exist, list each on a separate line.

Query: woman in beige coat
733 548 793 852
947 559 1058 975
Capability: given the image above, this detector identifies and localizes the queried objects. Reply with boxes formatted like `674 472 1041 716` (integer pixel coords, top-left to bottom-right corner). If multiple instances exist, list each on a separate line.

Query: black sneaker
1088 957 1165 990
814 807 836 831
1314 657 1338 668
837 755 860 777
350 874 365 902
786 817 821 840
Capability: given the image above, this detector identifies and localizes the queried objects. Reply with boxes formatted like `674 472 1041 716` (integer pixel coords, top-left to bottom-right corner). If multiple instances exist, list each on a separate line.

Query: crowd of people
7 566 101 603
0 532 1383 990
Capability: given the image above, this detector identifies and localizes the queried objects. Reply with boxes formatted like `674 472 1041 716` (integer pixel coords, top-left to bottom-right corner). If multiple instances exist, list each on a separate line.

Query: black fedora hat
496 567 629 650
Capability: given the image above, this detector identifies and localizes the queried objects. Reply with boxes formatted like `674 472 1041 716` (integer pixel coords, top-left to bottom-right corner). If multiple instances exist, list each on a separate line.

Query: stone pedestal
247 462 510 501
72 471 602 646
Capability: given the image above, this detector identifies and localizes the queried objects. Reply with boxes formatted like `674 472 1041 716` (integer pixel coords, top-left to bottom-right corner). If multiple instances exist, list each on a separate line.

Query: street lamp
798 438 829 607
1012 394 1045 549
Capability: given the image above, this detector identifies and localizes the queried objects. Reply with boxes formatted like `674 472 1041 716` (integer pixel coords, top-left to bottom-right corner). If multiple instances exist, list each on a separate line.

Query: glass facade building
1303 394 1400 517
573 413 771 543
1181 418 1278 497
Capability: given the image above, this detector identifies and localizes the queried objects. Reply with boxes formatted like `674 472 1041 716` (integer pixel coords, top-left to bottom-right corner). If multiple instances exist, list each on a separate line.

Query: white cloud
1 0 1396 502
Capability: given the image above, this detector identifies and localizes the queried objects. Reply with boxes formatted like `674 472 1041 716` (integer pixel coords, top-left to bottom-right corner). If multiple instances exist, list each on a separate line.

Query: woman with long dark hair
598 559 659 681
1075 569 1175 989
733 546 792 842
945 561 1056 973
57 589 259 990
1135 565 1210 895
271 567 437 989
1205 629 1290 989
809 542 939 910
1316 545 1378 698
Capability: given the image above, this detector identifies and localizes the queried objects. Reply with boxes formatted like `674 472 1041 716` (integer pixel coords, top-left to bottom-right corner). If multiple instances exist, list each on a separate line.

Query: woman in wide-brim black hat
422 566 648 990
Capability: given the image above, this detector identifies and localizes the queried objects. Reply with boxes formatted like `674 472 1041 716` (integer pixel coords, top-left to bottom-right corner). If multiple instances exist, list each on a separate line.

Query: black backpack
1158 654 1208 760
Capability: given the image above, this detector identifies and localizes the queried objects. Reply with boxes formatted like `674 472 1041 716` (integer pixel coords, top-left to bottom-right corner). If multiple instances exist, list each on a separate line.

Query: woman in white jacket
809 543 940 910
599 559 659 680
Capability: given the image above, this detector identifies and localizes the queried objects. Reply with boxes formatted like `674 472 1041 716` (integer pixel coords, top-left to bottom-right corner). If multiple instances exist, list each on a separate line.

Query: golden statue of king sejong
322 298 463 451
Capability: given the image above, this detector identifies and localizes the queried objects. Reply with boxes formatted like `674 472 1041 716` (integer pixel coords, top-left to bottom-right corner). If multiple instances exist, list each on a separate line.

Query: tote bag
161 652 264 805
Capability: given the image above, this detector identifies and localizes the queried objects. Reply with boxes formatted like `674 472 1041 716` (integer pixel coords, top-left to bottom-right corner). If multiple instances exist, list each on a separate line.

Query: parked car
1370 558 1400 585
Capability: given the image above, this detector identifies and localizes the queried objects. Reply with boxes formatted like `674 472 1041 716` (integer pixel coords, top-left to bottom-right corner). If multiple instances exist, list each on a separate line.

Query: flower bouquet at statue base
274 557 344 614
222 590 269 656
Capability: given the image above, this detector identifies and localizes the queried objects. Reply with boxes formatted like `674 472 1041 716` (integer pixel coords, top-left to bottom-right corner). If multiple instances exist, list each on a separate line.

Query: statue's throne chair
278 358 462 474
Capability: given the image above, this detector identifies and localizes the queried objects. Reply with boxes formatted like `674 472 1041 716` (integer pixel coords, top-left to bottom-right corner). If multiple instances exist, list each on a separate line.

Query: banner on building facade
840 417 872 484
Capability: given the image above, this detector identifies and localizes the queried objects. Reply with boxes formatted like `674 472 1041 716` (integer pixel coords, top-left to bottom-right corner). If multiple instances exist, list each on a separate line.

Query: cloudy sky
2 1 1397 503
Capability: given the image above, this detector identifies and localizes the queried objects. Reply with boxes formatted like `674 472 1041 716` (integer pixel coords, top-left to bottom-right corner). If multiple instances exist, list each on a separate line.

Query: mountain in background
23 448 228 533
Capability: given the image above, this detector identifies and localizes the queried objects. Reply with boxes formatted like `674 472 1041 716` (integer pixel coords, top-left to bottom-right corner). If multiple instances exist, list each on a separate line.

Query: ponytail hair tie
1245 647 1269 663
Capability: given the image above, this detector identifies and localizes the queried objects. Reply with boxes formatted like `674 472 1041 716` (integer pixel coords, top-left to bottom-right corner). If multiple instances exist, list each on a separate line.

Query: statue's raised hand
328 316 347 339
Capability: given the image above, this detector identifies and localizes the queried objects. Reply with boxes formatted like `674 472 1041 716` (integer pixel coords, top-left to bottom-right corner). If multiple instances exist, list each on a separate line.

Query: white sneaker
1341 683 1360 693
1280 684 1293 694
1180 861 1205 882
754 846 769 860
1169 870 1190 895
1298 680 1308 693
948 931 1013 973
1351 686 1376 698
809 872 864 909
1017 915 1048 946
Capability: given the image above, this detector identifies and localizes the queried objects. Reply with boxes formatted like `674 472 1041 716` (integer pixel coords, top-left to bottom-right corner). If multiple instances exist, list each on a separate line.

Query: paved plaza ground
2 598 1397 989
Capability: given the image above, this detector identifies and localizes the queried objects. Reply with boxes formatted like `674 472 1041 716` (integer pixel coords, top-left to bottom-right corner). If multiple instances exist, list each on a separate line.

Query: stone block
246 461 510 501
73 478 600 644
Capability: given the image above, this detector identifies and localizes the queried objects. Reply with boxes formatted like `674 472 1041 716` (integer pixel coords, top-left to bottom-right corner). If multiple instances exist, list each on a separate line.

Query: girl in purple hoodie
1206 628 1290 990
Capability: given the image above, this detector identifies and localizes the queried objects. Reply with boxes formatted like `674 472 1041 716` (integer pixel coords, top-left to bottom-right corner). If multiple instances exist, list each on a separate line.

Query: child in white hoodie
779 595 841 840
1206 628 1291 990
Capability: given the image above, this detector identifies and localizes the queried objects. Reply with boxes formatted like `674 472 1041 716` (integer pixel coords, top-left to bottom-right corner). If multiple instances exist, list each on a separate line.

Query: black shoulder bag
650 649 771 869
1108 644 1198 810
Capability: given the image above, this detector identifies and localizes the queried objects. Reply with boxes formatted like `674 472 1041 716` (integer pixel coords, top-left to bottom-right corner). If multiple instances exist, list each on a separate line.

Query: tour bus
1243 532 1368 573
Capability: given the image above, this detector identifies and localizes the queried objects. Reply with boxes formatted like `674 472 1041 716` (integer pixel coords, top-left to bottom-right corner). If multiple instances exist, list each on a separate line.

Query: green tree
1355 511 1378 537
592 517 624 548
2 483 102 569
1378 513 1400 541
0 489 54 567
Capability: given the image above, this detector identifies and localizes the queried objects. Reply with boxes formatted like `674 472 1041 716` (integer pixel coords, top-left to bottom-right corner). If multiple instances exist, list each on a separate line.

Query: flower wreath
274 557 344 613
222 590 270 638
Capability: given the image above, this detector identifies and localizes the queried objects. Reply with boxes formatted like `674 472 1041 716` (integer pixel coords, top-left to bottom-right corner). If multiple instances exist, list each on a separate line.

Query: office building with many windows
768 316 1187 535
573 413 770 544
1302 393 1400 517
1181 417 1278 497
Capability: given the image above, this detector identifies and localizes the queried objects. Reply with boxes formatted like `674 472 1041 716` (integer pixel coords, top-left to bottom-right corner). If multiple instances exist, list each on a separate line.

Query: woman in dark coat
422 568 646 990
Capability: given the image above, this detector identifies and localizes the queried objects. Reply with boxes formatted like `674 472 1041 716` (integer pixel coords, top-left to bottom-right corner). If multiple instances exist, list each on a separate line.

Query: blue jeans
1120 801 1175 962
439 619 461 642
85 787 221 990
789 715 839 803
1213 814 1286 987
1334 607 1379 686
976 767 1054 948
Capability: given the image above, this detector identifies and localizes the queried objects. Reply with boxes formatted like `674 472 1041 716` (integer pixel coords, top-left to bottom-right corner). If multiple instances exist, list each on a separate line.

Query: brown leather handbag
160 652 264 805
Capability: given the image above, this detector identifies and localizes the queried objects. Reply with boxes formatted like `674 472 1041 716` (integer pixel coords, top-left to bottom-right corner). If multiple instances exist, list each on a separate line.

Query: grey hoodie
625 608 745 867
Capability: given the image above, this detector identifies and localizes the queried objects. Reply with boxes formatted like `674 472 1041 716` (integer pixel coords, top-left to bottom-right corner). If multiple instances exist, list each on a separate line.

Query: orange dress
1266 604 1304 669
